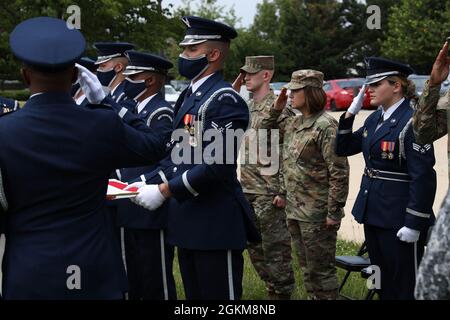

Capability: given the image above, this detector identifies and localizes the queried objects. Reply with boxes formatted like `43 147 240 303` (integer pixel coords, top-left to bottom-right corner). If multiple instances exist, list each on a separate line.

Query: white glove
75 63 106 104
397 226 420 243
347 84 367 115
131 184 166 211
125 181 146 191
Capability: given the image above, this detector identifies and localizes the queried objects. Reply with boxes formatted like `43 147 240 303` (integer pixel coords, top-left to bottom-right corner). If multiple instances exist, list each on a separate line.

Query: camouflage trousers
246 194 295 297
287 219 339 300
415 189 450 300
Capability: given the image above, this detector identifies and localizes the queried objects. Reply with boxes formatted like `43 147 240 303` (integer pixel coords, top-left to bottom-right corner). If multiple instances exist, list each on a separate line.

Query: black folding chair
336 241 376 300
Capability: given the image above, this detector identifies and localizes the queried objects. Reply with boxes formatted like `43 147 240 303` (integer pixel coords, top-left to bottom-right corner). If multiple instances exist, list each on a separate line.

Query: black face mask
97 68 117 87
178 54 209 80
123 77 148 100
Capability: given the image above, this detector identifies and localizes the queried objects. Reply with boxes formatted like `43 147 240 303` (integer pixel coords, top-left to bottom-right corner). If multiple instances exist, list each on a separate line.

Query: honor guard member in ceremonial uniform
94 42 135 103
115 50 177 300
335 57 437 300
0 96 20 115
94 42 136 250
129 16 260 300
413 41 450 300
72 57 96 106
0 17 167 299
232 56 295 300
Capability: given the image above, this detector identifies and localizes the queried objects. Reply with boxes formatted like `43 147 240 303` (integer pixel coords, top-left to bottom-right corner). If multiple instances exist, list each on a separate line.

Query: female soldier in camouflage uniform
264 70 350 300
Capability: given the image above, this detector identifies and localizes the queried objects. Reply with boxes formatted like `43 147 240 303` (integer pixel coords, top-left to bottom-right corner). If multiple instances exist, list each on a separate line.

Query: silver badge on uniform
363 128 368 138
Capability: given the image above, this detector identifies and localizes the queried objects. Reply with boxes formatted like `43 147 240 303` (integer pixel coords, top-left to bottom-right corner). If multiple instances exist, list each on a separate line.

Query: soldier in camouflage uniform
413 41 450 299
233 56 295 300
262 70 350 300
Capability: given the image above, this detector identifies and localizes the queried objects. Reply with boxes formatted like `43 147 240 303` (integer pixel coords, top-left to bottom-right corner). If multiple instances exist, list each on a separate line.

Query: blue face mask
123 77 148 100
178 54 209 80
97 68 117 87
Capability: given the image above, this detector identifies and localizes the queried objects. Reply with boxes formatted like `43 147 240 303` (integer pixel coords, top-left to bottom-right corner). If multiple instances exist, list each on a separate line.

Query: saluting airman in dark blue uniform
129 16 260 300
336 57 437 300
114 50 177 300
93 42 137 252
0 17 167 299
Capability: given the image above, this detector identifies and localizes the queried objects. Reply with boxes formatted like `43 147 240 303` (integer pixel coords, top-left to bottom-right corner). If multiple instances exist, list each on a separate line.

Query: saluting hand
347 84 367 117
274 88 288 111
76 63 106 104
272 195 286 209
232 72 246 92
429 41 450 87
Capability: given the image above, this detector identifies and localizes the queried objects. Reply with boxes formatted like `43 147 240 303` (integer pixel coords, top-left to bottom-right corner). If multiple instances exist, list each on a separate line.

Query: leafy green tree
381 0 450 74
0 0 181 79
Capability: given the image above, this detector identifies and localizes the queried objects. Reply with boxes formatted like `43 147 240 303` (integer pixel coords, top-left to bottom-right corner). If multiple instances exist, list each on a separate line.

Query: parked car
323 78 372 111
407 74 429 98
442 75 450 96
270 82 287 96
239 86 251 101
165 85 180 106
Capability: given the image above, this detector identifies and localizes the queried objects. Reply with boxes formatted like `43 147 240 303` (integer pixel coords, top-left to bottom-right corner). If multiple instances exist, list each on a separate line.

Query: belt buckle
372 169 380 178
366 168 379 178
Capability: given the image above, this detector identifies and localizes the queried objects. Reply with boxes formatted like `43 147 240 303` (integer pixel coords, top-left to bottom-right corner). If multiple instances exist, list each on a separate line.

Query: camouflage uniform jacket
413 81 449 182
241 91 285 195
263 107 349 222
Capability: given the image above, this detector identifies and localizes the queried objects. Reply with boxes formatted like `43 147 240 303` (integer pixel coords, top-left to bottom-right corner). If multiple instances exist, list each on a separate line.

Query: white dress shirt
136 93 158 114
376 97 405 131
190 72 215 94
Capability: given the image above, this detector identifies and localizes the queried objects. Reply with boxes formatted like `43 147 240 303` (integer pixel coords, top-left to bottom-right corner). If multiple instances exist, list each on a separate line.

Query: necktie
184 86 193 101
375 113 384 132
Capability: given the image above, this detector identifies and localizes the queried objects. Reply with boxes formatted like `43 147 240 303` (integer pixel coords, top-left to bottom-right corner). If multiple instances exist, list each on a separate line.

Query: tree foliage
1 0 449 82
381 0 450 74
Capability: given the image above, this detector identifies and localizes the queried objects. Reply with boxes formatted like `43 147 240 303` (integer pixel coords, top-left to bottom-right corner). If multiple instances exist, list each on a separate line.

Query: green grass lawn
172 239 371 300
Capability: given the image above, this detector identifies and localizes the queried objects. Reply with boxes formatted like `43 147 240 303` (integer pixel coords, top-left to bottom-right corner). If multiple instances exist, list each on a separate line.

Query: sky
162 0 263 28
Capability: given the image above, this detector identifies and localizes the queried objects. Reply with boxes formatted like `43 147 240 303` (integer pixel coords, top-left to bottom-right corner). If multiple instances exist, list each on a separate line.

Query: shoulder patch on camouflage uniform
319 112 338 128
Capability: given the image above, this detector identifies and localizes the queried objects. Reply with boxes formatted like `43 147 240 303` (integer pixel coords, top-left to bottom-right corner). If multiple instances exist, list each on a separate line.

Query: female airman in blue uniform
335 57 437 300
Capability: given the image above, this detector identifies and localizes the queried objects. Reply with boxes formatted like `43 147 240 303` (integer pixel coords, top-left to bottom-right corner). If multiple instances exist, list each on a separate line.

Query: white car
165 85 180 106
270 82 287 96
